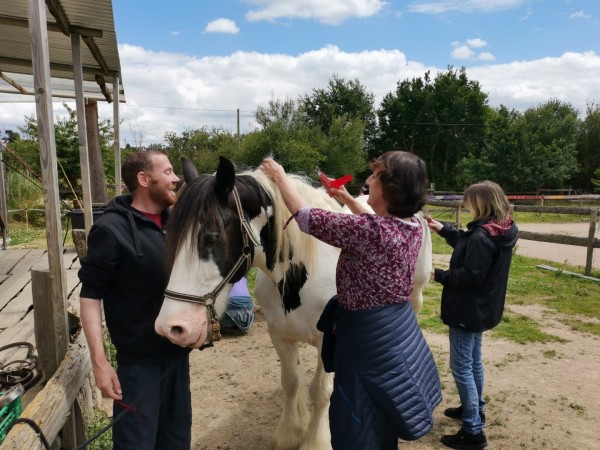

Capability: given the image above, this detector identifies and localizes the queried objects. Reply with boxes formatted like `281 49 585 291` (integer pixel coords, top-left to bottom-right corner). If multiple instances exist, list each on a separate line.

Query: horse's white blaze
155 232 231 347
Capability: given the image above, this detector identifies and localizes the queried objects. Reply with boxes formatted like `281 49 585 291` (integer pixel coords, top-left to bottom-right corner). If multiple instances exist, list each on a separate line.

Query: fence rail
426 201 599 275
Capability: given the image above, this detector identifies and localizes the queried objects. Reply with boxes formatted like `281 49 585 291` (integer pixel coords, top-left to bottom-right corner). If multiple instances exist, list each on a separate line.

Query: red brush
319 172 353 196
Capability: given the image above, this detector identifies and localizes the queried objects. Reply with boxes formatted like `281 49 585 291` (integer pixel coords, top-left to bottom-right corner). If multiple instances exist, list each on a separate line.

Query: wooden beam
72 31 94 234
0 70 28 94
0 56 115 77
113 74 121 196
0 15 103 38
27 0 69 365
45 0 70 36
94 74 112 103
81 35 110 76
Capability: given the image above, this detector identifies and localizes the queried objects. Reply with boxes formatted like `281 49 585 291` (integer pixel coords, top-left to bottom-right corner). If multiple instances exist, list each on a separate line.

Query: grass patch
423 237 600 343
491 313 567 344
557 318 600 336
7 215 74 248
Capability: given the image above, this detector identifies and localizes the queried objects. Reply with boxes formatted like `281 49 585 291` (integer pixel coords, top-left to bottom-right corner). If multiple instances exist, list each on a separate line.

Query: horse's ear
182 157 199 183
214 156 235 204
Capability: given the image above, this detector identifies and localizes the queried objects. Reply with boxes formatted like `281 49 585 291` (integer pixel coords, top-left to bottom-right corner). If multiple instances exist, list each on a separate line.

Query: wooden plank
0 274 9 283
0 269 33 310
0 312 35 365
0 286 33 328
0 249 29 275
518 230 600 248
537 264 600 283
1 331 91 450
10 248 46 273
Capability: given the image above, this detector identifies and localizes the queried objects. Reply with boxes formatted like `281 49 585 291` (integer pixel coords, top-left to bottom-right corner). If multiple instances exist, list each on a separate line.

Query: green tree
163 127 240 175
572 102 600 192
377 67 488 190
299 74 376 159
519 99 579 190
6 104 114 189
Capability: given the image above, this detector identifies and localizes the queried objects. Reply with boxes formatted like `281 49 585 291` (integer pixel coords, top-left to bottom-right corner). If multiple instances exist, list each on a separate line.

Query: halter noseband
164 186 261 350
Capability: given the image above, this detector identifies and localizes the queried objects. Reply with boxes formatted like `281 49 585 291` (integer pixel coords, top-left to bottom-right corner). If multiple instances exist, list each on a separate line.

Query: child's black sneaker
444 405 486 423
441 428 487 449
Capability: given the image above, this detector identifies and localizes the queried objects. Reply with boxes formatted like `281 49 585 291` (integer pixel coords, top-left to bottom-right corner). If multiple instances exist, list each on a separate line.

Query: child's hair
463 181 511 223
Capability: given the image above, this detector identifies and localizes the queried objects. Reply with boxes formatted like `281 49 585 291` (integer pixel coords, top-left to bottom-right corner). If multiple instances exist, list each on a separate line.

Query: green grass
420 237 600 342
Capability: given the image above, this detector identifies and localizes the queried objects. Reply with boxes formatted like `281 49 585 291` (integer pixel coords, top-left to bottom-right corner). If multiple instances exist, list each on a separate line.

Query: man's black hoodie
78 195 189 364
434 218 519 332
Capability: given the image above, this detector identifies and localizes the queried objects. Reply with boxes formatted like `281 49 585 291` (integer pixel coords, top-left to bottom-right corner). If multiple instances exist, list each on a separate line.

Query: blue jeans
449 327 485 434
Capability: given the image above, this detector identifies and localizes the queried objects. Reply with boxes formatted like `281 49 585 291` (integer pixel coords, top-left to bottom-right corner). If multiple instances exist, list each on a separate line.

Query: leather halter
164 187 261 350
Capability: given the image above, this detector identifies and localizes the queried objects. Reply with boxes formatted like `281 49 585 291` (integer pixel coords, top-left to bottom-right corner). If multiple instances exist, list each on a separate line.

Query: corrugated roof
0 0 125 102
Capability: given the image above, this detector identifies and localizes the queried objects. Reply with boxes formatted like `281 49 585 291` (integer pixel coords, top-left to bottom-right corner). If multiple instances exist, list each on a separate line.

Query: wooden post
85 99 108 204
113 74 121 195
71 31 93 234
456 204 462 228
585 209 597 275
27 1 76 446
0 145 9 249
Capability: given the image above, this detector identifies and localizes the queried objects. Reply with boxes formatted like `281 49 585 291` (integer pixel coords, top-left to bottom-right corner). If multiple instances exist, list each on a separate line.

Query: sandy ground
188 228 600 449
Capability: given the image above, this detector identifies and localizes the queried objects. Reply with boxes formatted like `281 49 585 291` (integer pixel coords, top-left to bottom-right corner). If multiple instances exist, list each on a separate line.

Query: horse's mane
245 169 343 277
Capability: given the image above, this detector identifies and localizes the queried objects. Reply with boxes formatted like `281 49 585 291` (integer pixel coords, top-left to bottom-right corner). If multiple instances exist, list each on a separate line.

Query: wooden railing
426 201 599 275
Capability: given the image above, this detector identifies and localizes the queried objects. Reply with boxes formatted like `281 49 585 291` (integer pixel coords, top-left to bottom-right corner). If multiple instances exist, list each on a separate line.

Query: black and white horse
155 157 432 449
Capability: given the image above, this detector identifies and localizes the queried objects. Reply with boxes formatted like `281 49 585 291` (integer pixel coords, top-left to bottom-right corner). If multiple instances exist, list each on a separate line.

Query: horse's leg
268 329 310 450
300 340 333 450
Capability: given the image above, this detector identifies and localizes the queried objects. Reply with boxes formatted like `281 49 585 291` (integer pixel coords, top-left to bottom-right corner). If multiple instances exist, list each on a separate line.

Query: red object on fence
319 172 353 196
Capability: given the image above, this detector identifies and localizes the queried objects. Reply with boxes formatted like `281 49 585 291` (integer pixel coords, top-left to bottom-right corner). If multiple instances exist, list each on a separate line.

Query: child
429 181 518 450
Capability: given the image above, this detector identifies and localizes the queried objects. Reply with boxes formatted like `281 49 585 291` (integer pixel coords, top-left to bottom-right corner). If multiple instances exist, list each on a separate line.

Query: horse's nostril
171 325 184 335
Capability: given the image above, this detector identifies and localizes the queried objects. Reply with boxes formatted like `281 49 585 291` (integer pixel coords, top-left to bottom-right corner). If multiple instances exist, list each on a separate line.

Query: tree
573 102 600 192
5 104 114 189
299 75 376 159
376 67 488 189
163 127 240 175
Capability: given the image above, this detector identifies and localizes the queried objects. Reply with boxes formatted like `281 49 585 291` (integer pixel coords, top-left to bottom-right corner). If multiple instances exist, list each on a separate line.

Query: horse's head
155 156 271 348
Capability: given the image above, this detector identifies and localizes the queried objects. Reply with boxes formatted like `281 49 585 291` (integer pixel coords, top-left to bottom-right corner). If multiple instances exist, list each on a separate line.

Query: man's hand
93 359 122 400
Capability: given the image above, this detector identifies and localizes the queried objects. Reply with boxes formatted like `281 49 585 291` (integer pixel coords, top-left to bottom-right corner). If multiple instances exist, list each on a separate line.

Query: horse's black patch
277 263 307 314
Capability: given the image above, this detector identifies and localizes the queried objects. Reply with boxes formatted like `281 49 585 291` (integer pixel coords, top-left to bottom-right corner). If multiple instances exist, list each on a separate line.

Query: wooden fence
427 200 600 275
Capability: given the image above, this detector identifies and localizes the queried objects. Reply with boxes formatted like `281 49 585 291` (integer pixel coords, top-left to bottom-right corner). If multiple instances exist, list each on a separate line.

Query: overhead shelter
0 1 125 447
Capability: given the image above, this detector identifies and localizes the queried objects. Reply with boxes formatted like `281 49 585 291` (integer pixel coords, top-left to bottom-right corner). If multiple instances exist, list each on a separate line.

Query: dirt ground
188 236 600 450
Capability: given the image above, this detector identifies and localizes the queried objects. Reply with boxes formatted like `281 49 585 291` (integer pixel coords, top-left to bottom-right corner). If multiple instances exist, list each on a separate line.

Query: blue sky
2 0 600 145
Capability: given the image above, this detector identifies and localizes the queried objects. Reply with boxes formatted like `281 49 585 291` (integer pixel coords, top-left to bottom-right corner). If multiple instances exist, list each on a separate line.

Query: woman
261 151 441 450
429 181 518 450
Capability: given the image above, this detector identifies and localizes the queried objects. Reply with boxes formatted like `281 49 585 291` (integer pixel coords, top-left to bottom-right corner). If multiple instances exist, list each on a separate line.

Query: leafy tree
299 75 377 159
518 99 579 190
572 102 600 192
5 104 114 190
457 106 526 191
377 67 488 190
163 127 240 175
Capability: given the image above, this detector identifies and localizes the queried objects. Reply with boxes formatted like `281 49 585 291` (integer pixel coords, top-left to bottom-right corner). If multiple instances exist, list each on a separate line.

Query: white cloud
408 0 524 14
2 48 599 146
452 38 494 61
466 38 487 48
204 18 240 34
451 44 474 60
569 10 591 20
245 0 388 25
170 31 181 36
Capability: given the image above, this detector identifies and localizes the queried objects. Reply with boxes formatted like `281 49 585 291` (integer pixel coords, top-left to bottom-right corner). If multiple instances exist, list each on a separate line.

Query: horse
155 156 432 450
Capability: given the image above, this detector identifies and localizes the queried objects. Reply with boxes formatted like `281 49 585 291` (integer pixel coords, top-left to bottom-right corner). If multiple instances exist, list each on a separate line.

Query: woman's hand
427 217 443 233
260 158 286 183
329 186 354 206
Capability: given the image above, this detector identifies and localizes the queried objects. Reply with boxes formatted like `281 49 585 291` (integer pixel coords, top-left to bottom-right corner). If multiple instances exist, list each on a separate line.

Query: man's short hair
121 151 166 192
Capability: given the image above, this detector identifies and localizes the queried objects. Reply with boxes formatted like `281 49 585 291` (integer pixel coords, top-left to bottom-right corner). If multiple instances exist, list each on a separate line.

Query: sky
1 0 600 146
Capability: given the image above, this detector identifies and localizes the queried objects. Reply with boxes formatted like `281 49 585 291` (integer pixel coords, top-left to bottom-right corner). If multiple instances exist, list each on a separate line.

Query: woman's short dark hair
121 150 166 192
371 151 428 218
